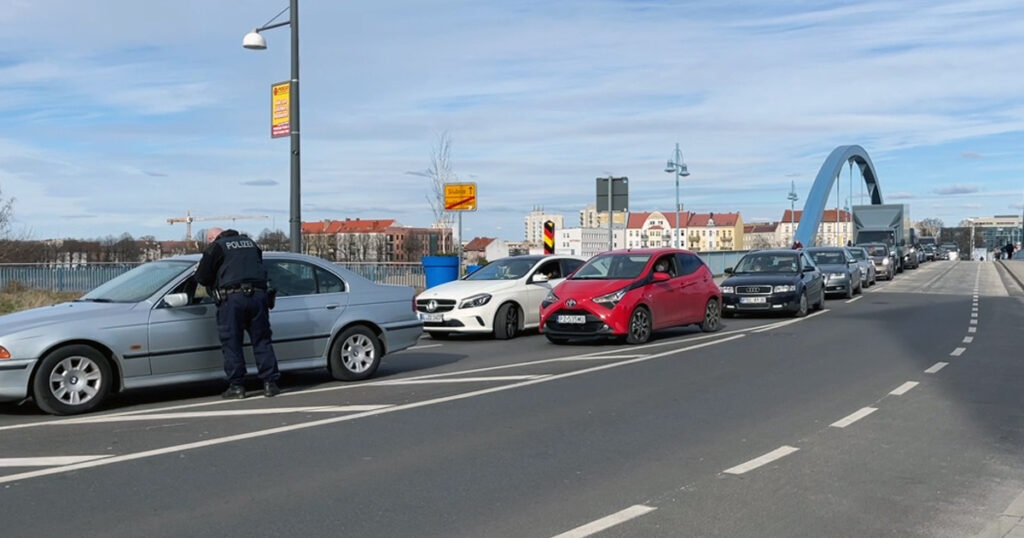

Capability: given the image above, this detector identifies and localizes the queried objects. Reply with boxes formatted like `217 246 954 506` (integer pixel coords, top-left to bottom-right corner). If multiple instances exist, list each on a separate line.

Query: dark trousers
216 290 280 384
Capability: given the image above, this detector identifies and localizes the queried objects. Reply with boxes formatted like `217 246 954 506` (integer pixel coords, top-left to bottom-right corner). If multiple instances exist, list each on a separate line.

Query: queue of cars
1 242 945 415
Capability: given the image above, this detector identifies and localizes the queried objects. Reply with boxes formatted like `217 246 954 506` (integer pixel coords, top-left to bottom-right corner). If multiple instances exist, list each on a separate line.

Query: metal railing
697 250 750 276
0 262 427 293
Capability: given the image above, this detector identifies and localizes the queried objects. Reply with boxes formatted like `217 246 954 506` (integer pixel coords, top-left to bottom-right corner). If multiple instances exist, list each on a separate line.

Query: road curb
998 261 1024 293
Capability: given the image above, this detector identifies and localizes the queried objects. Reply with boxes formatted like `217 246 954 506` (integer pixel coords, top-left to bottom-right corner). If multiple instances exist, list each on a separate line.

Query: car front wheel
793 292 808 318
329 325 382 381
625 306 652 344
33 345 112 415
493 303 521 340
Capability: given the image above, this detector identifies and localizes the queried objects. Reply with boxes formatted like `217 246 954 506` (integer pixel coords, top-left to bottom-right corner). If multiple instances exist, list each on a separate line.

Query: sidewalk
975 490 1024 538
999 260 1024 291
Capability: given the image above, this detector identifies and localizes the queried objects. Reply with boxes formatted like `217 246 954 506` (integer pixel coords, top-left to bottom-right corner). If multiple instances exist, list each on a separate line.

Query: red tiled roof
464 237 495 251
744 222 778 234
780 209 850 223
688 212 739 227
301 219 396 234
626 211 691 229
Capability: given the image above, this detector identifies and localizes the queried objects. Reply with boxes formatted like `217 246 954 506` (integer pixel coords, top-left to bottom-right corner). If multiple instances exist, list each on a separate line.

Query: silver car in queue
806 246 863 298
0 252 422 415
861 242 896 280
846 246 877 288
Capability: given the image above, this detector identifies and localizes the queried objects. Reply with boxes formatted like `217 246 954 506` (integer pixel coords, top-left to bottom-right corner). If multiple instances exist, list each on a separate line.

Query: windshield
465 258 536 280
810 251 847 265
571 253 651 280
867 245 889 257
849 249 867 261
79 260 194 303
734 253 799 274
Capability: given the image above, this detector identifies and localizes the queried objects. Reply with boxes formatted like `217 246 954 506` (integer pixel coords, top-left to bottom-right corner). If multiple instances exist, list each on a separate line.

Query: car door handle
325 304 339 310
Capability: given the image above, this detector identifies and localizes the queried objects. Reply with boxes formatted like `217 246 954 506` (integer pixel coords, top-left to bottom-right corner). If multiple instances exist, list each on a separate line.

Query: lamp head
679 163 690 177
243 31 267 50
664 160 675 173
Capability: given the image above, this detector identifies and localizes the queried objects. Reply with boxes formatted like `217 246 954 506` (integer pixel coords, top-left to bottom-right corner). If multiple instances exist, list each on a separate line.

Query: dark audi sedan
721 250 825 317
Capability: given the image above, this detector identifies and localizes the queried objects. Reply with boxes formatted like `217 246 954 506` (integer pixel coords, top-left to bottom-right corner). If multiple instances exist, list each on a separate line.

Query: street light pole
244 0 302 253
787 181 799 246
664 143 690 248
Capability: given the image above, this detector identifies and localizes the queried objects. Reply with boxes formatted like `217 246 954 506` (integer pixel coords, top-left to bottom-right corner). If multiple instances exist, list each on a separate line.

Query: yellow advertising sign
444 182 477 211
271 81 290 139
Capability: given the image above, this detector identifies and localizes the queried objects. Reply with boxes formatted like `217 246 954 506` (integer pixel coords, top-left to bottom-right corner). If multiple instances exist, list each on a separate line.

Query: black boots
221 384 246 399
263 380 281 397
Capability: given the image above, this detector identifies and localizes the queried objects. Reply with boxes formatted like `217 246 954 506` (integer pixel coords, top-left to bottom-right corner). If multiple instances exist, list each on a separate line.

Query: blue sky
2 0 1023 241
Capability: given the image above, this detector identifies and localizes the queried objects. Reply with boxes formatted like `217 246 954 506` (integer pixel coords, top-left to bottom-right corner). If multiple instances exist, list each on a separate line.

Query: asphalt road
1 260 1023 537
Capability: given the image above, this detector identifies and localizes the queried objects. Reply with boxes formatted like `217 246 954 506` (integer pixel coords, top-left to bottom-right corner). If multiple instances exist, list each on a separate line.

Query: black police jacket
196 230 268 289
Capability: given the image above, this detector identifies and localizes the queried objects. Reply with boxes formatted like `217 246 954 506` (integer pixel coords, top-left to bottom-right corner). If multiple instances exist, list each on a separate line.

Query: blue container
422 256 459 289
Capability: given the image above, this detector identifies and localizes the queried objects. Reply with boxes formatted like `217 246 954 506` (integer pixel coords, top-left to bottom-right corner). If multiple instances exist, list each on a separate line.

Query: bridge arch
793 145 883 247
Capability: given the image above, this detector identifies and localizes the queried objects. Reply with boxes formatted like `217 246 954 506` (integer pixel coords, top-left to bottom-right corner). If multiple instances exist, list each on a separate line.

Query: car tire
428 331 450 340
793 292 808 318
854 280 862 295
493 303 521 340
845 284 854 299
814 288 826 311
700 298 721 332
329 325 382 381
625 306 652 344
32 344 112 415
545 335 569 345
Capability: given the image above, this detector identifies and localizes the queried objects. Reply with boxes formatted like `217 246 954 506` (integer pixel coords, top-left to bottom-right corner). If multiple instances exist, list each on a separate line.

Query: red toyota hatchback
539 248 722 344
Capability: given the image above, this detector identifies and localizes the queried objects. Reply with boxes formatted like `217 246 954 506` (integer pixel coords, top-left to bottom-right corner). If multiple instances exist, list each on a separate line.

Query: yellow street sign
271 81 290 139
444 182 477 211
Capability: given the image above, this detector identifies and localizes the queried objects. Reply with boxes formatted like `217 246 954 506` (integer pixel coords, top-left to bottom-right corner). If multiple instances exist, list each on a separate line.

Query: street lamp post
787 181 799 246
664 143 690 248
244 0 301 253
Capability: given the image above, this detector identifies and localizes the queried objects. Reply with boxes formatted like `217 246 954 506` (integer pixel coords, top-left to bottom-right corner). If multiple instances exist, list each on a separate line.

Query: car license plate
419 312 443 322
740 296 767 304
557 314 586 324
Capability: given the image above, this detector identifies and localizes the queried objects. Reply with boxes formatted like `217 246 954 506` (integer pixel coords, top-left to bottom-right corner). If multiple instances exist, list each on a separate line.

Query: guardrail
698 250 749 276
0 262 428 293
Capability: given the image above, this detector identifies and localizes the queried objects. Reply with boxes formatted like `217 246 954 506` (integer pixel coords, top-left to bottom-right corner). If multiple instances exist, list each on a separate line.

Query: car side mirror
532 273 550 283
163 292 190 308
652 271 671 282
724 267 734 275
803 266 816 273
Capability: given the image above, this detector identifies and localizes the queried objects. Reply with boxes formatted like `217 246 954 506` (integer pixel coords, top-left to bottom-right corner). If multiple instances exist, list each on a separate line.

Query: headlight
772 285 796 293
541 290 558 309
459 293 492 309
720 286 734 294
830 272 846 279
882 258 890 265
593 287 628 308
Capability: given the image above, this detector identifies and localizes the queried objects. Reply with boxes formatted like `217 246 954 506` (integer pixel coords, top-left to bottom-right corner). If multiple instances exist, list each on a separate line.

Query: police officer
196 227 280 399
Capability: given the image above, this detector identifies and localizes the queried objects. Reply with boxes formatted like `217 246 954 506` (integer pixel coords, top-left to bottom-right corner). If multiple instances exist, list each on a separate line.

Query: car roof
805 246 847 251
747 249 799 255
599 248 697 256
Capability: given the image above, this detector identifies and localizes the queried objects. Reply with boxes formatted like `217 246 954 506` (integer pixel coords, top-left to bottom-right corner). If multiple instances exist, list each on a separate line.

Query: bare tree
916 217 944 237
422 132 457 252
0 185 13 240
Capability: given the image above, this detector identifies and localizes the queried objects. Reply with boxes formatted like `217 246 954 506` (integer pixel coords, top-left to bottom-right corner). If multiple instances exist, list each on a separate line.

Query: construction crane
167 210 270 241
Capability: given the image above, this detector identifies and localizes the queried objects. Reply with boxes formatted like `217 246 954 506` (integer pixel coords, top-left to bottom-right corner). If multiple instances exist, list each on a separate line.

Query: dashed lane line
963 337 974 344
830 407 878 429
971 319 978 325
925 362 948 374
551 505 657 538
846 296 863 304
67 405 393 424
375 375 548 385
951 347 966 357
723 445 800 475
0 335 747 485
890 381 919 396
969 327 977 333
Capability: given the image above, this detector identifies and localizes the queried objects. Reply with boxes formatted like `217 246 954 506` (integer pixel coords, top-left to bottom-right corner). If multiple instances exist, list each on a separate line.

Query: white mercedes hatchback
415 255 585 339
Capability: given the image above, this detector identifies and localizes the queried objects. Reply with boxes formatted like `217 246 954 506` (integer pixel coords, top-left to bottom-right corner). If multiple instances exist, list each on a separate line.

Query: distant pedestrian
792 240 803 250
1005 242 1015 261
196 227 281 399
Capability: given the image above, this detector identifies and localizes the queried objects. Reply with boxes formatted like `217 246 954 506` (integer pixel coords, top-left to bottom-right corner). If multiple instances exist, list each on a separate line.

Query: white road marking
67 406 392 424
751 309 829 333
951 347 966 356
830 407 878 428
971 307 978 312
925 362 948 374
0 335 747 485
971 312 978 318
724 445 800 475
407 344 443 350
970 319 978 325
963 336 974 344
0 455 111 467
375 375 548 385
890 381 919 395
551 505 657 538
846 296 863 304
